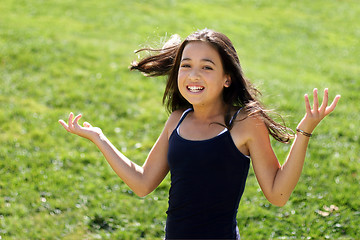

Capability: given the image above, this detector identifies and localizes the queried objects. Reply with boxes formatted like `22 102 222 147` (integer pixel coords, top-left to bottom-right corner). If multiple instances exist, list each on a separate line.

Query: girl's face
177 41 230 108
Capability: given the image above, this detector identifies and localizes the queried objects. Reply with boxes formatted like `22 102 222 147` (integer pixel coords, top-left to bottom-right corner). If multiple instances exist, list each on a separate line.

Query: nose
188 68 200 80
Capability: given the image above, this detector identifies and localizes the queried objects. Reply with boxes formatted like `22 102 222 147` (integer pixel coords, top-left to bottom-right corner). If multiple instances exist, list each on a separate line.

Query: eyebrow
181 57 216 66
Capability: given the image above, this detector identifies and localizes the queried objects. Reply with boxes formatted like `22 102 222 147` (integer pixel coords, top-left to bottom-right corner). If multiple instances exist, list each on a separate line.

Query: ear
224 75 231 88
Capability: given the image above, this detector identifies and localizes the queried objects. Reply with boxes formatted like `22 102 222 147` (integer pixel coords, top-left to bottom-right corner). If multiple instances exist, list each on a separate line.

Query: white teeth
187 86 204 92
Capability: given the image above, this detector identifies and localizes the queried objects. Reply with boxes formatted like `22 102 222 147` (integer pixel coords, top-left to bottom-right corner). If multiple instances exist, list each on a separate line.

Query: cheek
177 69 185 78
177 70 186 86
177 74 185 93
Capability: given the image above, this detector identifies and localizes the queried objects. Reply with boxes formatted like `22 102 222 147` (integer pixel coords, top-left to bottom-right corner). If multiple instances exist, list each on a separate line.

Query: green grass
1 0 359 239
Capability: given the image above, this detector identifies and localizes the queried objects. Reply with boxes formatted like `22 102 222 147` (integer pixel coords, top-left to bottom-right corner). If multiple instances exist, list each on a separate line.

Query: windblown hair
130 29 294 143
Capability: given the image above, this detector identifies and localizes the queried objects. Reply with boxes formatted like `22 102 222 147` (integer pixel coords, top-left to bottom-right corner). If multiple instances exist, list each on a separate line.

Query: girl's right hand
58 112 103 141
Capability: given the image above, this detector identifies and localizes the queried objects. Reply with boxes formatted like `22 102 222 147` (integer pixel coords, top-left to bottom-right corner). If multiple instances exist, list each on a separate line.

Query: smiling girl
59 29 340 239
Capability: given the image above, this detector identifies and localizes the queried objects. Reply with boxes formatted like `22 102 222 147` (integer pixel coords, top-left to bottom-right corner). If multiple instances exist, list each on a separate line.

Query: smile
187 85 204 93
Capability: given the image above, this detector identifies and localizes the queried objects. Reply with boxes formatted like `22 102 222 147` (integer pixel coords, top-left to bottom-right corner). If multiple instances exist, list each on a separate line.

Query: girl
59 29 340 239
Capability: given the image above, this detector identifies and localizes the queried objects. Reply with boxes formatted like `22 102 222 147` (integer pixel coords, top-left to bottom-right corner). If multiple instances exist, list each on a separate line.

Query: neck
191 102 228 123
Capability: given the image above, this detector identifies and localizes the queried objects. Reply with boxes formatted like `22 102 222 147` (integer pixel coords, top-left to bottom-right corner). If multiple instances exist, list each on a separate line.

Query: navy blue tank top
166 108 250 239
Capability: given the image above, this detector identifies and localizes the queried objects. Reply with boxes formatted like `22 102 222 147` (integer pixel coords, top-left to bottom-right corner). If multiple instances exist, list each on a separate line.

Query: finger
320 88 329 113
313 88 319 111
325 94 341 115
58 119 70 132
73 114 82 127
304 94 312 114
83 122 92 128
68 112 74 129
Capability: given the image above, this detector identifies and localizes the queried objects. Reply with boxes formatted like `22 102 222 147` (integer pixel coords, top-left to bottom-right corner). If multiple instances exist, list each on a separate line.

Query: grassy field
1 0 359 239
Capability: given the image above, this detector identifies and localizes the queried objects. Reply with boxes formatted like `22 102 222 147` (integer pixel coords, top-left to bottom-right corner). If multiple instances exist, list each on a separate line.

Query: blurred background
0 0 359 239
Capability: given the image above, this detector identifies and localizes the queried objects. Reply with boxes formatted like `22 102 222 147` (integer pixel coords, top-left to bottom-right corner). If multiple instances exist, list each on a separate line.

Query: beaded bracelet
296 128 312 137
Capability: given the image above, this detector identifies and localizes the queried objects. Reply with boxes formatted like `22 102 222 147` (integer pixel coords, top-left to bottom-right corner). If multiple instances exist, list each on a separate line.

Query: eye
180 64 191 68
203 65 213 70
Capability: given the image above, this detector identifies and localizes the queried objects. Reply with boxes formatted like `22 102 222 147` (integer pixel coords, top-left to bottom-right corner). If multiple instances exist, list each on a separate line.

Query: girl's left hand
297 88 341 134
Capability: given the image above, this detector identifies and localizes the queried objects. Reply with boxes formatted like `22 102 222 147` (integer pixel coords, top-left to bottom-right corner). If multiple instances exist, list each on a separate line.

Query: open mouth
187 85 204 93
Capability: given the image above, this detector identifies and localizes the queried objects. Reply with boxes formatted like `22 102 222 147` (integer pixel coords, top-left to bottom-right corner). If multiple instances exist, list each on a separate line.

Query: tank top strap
229 107 243 126
175 108 193 130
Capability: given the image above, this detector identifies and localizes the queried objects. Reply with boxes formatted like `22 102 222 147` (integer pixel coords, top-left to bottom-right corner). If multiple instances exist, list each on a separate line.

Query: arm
59 112 177 197
248 88 340 206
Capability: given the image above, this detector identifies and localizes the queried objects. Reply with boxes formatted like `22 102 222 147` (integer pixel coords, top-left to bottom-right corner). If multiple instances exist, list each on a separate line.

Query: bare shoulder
231 110 269 153
164 109 187 139
236 110 268 134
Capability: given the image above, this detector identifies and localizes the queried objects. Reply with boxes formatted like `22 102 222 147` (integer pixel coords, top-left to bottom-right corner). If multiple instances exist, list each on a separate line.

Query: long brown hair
130 29 294 143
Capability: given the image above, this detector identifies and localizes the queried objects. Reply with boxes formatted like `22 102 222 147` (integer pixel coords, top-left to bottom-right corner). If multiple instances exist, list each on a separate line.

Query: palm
298 88 341 133
59 113 103 141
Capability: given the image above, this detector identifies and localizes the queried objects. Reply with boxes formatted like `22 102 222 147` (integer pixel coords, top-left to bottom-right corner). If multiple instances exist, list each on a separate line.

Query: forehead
181 41 221 62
